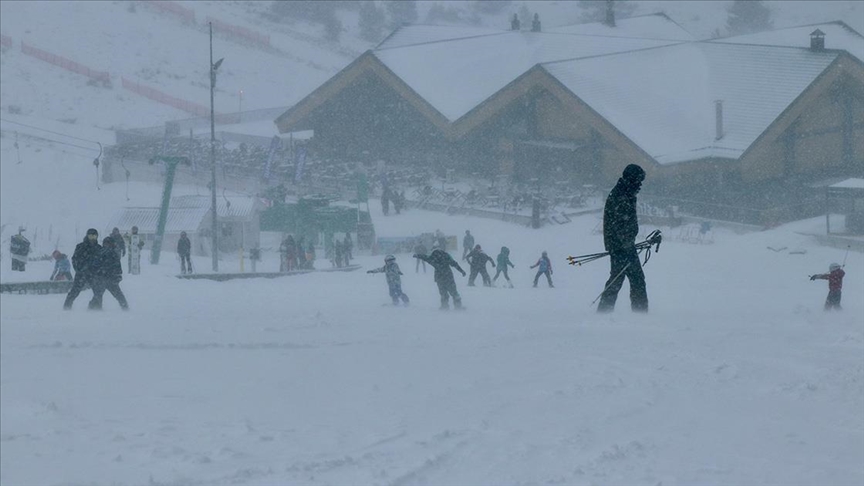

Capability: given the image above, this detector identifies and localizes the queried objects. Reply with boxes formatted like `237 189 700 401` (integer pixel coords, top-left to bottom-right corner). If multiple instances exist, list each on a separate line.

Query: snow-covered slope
0 1 364 130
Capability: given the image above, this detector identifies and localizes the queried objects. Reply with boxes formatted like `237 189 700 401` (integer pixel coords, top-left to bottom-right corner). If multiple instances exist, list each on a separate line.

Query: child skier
414 245 467 310
466 244 495 287
367 254 410 306
50 250 73 281
530 251 554 288
493 246 515 288
810 263 845 311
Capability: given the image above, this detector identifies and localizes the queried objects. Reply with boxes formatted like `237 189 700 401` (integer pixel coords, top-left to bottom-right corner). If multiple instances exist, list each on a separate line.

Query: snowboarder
466 244 495 287
50 250 73 281
414 241 428 273
462 230 475 260
177 231 192 274
125 226 145 275
109 227 126 260
367 254 410 306
10 226 30 271
414 245 466 310
530 251 554 288
63 228 102 310
493 246 515 288
89 237 128 310
810 263 845 311
597 164 648 312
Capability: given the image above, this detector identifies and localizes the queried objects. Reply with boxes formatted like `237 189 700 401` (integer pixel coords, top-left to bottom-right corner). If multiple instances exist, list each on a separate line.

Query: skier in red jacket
810 263 845 311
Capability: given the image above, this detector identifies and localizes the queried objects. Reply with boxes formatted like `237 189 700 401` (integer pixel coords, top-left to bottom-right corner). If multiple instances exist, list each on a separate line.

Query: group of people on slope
62 228 129 310
279 234 316 272
460 230 554 289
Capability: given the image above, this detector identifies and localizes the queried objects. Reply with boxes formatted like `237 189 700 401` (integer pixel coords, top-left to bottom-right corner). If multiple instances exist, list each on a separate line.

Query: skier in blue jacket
367 255 410 306
530 251 554 288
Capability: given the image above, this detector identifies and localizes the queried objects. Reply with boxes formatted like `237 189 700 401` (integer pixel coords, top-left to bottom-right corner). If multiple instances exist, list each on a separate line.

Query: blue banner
294 146 307 184
262 135 281 182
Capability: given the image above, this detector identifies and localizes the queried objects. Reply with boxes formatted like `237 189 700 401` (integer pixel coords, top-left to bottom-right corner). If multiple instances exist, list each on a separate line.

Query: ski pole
842 245 850 268
591 260 632 306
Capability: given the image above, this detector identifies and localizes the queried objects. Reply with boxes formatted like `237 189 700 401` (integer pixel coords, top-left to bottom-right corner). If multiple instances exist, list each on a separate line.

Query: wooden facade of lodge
276 24 864 226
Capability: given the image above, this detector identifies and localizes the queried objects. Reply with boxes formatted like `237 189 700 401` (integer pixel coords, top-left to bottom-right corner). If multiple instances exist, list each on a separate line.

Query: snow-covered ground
2 125 864 484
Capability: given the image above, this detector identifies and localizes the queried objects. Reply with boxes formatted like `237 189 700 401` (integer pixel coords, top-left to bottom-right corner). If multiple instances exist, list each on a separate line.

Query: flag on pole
262 135 281 182
294 145 307 184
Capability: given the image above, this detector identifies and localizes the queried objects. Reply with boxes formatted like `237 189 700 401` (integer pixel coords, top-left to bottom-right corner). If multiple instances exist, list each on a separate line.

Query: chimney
532 13 541 32
715 100 724 141
810 29 825 51
511 13 521 31
605 0 615 27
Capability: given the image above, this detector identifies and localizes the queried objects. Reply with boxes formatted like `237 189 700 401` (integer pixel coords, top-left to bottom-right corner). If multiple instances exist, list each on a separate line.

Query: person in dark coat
367 254 410 306
110 227 126 259
10 227 30 271
63 228 102 310
462 230 475 260
466 244 495 287
530 251 554 288
597 164 648 312
89 237 128 310
50 250 73 281
414 246 466 310
493 246 515 288
177 231 192 274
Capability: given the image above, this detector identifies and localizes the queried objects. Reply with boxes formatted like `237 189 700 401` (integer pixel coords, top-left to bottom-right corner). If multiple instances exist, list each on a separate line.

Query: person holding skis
597 164 648 312
63 228 102 310
530 251 554 288
810 263 845 311
89 237 128 310
466 244 495 287
414 244 466 310
493 246 515 288
367 254 410 306
177 231 192 274
50 250 73 281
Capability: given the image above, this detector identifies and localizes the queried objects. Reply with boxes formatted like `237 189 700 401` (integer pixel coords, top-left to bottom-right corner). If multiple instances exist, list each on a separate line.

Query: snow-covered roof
711 21 864 61
830 178 864 189
171 195 259 219
376 24 506 50
374 31 680 121
547 13 696 41
542 42 840 165
105 207 208 234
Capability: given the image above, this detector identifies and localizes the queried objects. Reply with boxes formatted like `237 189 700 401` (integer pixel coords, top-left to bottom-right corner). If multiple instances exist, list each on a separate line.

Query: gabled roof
547 13 695 41
171 195 259 218
373 31 681 122
542 42 841 165
376 24 506 50
711 21 864 61
105 207 208 234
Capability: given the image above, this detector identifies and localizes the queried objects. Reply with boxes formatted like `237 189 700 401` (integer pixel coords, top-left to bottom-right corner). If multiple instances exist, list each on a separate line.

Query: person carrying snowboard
466 244 495 287
530 250 554 288
9 227 30 272
367 254 410 306
414 245 466 310
810 263 845 311
125 226 145 275
493 246 515 288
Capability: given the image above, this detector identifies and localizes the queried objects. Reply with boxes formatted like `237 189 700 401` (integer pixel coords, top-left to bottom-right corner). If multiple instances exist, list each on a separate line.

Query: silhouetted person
597 164 648 313
63 228 102 310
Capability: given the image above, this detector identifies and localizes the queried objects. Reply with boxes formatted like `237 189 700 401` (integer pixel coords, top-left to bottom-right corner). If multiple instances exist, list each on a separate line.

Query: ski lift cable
1 133 97 158
0 118 106 146
1 129 101 153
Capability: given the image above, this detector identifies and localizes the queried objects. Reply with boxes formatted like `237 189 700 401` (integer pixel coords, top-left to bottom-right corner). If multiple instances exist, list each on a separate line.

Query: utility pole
210 22 224 272
148 156 190 265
